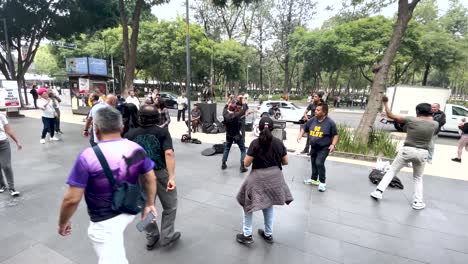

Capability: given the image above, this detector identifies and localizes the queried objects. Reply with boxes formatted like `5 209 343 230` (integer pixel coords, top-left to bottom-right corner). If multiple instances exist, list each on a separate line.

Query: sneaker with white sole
370 190 383 200
9 189 20 197
412 201 426 210
304 179 320 185
318 183 327 192
40 139 46 144
0 186 5 193
50 137 60 141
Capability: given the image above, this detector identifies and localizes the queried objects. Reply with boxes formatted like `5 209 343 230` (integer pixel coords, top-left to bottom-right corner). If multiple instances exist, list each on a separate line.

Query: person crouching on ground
297 104 338 192
370 97 438 210
236 117 293 245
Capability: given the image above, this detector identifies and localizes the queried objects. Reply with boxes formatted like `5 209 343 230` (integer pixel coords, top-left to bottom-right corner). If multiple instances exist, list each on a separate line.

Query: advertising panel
79 78 90 94
66 57 88 75
88 58 107 76
0 81 20 108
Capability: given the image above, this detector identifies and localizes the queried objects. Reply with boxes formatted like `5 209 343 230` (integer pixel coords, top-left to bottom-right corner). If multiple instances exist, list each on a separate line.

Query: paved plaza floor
1 117 468 264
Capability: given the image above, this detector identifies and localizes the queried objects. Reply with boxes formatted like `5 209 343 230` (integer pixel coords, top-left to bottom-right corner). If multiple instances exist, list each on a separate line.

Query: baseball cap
37 88 48 95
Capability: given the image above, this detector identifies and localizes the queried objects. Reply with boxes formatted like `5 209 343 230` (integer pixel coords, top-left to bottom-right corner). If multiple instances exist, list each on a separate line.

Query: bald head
431 103 440 113
106 94 118 107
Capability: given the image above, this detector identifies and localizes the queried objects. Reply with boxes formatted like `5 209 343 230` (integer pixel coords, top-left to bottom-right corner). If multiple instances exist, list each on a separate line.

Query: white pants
87 214 136 264
376 146 428 203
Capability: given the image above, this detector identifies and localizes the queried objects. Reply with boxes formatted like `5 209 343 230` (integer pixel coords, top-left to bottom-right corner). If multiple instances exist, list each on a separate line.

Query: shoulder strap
92 145 116 187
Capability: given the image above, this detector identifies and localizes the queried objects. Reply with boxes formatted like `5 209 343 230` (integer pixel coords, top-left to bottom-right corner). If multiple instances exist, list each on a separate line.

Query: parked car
159 92 178 109
256 100 305 123
441 104 468 135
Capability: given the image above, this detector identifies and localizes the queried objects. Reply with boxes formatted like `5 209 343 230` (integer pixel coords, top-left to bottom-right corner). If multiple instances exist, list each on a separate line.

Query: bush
336 124 398 159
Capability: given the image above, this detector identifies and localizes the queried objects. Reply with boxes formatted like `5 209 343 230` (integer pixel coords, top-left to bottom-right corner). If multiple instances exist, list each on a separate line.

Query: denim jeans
222 136 246 166
376 146 428 203
41 117 55 139
310 147 330 183
243 206 274 236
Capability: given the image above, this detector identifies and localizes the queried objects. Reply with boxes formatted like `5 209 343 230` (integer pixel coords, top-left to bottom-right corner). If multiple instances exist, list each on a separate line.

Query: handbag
92 145 145 215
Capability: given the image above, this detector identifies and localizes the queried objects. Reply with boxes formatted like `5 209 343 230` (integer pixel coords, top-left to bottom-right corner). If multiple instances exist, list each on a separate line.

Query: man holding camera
222 95 248 173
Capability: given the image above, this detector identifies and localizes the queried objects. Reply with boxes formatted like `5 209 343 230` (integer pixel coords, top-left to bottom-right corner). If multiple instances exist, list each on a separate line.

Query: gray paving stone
1 243 73 264
1 117 467 264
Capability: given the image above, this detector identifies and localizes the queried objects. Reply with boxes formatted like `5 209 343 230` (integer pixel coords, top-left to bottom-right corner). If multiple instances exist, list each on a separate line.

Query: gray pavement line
340 240 428 264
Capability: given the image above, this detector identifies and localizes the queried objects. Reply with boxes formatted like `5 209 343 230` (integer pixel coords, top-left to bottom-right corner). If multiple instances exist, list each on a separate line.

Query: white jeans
376 146 428 203
87 214 136 264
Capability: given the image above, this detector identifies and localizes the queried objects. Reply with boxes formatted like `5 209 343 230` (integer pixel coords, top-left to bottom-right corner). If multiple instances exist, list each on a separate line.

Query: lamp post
246 64 251 93
185 0 192 138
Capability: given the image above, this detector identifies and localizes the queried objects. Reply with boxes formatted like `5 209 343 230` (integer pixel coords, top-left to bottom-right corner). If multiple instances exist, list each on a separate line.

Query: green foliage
336 124 398 159
34 46 66 78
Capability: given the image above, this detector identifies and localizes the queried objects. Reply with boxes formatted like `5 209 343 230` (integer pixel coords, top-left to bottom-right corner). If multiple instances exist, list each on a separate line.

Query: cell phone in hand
136 211 156 232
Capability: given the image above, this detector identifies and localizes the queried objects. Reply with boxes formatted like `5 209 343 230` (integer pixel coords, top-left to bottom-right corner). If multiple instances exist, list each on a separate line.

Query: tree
271 0 317 94
0 0 118 106
356 0 422 143
33 46 64 78
117 0 168 96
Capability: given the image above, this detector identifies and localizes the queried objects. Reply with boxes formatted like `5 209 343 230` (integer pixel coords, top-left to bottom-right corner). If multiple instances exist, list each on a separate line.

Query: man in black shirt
452 118 468 163
428 103 446 163
125 105 181 249
222 96 247 172
30 85 39 109
300 91 324 154
297 104 338 192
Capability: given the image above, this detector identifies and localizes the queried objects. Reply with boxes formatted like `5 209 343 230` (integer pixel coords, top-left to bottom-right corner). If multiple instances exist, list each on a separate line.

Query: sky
151 0 454 29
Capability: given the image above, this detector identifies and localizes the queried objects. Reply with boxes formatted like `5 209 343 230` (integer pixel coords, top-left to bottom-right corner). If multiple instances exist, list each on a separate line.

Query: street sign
0 80 20 108
50 41 77 49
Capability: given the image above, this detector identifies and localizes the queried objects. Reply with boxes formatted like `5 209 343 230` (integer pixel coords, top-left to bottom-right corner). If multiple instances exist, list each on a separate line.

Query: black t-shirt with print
125 125 173 170
247 137 287 170
304 116 338 149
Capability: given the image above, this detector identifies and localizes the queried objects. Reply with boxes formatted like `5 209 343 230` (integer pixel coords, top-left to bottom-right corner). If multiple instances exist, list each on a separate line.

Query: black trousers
310 147 330 183
177 110 185 121
41 117 55 139
54 108 61 132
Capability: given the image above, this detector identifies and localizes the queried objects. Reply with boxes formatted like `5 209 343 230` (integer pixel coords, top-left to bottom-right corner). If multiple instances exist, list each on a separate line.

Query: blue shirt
304 116 338 149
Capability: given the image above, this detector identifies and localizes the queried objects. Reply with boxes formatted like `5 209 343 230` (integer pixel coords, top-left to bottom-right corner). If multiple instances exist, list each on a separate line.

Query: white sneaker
412 201 426 210
318 183 327 192
40 139 46 144
50 137 60 141
370 190 383 200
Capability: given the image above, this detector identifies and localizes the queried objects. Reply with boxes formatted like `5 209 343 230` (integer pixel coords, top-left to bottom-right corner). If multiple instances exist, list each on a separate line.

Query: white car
256 101 306 123
441 104 468 135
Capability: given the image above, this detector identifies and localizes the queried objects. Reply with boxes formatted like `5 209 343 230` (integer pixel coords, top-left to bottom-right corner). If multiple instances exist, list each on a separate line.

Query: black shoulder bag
92 145 145 215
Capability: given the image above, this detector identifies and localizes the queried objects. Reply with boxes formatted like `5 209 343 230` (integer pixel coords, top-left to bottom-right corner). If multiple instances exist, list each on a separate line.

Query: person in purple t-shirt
58 107 157 264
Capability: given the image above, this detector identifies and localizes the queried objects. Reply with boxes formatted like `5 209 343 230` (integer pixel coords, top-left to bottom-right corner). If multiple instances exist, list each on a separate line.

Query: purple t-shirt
67 139 154 222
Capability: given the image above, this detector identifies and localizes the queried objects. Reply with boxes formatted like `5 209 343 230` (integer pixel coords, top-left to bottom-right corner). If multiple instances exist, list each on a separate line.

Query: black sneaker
160 232 181 247
240 166 248 173
9 189 20 197
258 229 274 243
146 233 160 250
221 162 227 170
0 186 5 193
452 158 461 163
300 150 308 154
236 233 253 245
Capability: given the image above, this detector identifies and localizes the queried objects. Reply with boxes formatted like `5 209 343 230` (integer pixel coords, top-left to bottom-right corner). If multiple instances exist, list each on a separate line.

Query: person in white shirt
125 90 140 110
37 88 59 144
177 93 188 122
0 113 22 196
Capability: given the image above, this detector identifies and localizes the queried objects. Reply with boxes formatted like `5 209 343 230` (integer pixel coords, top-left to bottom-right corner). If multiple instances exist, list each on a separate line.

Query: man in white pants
370 96 438 210
58 107 157 264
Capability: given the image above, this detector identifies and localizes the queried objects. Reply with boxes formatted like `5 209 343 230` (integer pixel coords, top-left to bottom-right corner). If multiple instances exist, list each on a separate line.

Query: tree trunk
283 54 290 95
119 0 144 97
422 62 431 86
355 0 421 143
